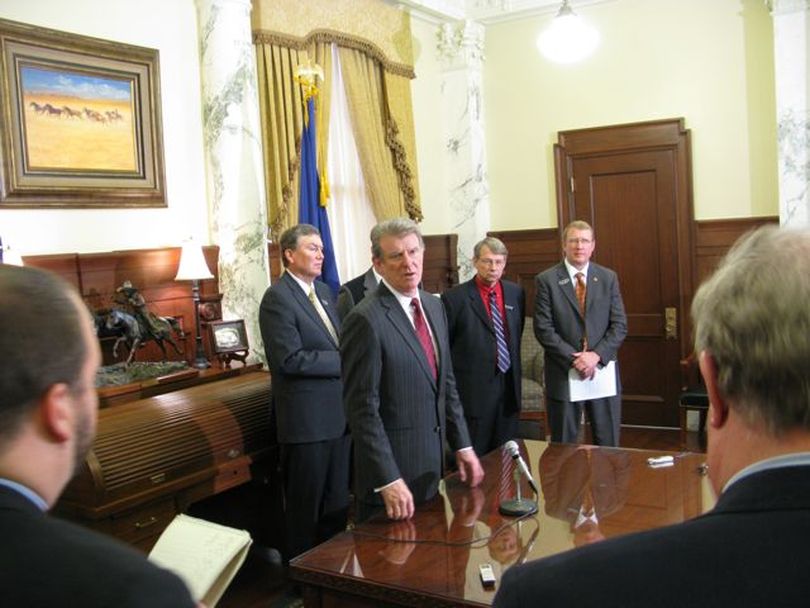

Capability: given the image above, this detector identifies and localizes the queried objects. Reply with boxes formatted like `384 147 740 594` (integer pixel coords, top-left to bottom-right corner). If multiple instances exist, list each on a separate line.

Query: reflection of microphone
504 440 539 495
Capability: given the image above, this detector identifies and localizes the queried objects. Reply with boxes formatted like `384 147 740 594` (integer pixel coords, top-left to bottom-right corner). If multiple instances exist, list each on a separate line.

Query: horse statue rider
109 281 183 364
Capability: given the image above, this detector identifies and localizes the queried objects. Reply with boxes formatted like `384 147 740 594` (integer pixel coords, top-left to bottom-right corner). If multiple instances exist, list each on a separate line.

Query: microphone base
499 498 539 517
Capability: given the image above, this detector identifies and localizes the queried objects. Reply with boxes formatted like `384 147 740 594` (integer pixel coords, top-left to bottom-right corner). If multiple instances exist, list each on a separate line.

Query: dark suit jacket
494 465 810 607
259 271 345 444
341 283 472 509
0 486 195 607
533 262 627 401
336 267 377 321
441 279 525 418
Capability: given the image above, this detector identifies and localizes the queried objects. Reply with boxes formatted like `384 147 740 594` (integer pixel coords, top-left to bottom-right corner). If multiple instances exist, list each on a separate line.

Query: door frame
553 118 696 423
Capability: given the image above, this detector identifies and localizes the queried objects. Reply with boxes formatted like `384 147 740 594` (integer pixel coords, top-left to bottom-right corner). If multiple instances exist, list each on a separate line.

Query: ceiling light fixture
537 0 600 64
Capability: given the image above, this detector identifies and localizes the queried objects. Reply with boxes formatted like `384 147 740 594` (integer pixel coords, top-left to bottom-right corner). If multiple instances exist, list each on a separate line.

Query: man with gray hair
442 237 525 456
342 218 484 522
494 226 810 607
0 265 196 607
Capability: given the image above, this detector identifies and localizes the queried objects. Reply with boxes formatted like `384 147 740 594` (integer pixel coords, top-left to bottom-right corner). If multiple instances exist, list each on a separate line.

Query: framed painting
0 18 166 208
209 319 249 355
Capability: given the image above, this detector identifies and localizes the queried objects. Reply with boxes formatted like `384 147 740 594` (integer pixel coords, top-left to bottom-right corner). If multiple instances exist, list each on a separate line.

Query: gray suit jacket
341 283 471 509
336 267 377 321
259 271 345 444
441 278 525 418
533 262 627 401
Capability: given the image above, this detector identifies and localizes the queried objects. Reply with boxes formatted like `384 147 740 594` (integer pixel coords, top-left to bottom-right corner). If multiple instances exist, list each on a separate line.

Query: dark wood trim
487 228 560 313
694 216 778 286
25 246 220 365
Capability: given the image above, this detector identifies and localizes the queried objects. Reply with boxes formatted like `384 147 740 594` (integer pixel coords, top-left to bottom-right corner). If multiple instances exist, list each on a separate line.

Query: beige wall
481 0 778 230
410 15 452 235
0 0 779 255
0 0 208 255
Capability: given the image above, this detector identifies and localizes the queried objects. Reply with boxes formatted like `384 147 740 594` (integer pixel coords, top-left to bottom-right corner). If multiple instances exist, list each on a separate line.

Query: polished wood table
290 440 712 607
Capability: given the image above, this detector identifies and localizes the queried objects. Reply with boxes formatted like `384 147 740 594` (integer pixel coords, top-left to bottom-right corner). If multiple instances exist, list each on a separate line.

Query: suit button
434 426 440 433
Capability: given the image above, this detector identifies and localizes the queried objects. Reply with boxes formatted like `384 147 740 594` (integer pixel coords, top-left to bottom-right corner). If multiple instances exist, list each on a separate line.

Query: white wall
0 0 209 255
409 0 779 234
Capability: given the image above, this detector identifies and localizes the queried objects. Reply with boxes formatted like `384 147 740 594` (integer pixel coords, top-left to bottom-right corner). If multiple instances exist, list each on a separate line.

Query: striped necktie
489 289 511 373
411 298 437 381
309 287 338 343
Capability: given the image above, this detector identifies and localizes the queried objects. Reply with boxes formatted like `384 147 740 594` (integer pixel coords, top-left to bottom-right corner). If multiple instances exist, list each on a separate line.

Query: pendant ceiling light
537 0 600 64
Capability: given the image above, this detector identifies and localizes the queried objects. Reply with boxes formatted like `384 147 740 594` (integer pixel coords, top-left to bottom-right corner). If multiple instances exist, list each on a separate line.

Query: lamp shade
537 1 600 64
175 242 213 281
0 244 24 266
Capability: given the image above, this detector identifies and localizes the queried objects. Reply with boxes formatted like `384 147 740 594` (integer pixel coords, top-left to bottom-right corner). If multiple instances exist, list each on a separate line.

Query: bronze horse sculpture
104 308 184 366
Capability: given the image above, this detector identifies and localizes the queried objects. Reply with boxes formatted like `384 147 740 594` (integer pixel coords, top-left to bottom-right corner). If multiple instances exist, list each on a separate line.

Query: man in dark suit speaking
259 223 349 560
442 237 525 456
0 265 196 607
341 218 484 521
495 226 810 607
534 220 627 446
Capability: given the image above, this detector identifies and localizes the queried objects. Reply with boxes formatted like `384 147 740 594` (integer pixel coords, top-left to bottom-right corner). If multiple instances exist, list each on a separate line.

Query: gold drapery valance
254 29 415 79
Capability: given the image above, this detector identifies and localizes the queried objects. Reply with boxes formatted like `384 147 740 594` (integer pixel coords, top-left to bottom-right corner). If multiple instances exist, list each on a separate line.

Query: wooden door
554 119 695 427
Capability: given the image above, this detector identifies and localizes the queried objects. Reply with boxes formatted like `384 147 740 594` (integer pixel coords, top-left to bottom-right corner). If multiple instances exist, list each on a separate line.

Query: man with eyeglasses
442 237 526 456
533 220 627 446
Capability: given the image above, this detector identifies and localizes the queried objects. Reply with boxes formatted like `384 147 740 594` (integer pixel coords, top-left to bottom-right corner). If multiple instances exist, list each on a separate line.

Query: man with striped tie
442 237 526 456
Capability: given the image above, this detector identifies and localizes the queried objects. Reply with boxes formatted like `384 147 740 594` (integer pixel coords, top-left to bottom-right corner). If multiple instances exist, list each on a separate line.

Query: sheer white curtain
326 44 377 284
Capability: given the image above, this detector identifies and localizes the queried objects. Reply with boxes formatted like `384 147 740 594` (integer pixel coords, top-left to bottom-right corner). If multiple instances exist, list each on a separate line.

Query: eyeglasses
477 258 506 267
566 238 592 245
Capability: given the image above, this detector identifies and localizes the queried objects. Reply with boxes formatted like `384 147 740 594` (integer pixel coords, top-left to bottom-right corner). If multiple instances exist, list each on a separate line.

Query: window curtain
253 30 422 240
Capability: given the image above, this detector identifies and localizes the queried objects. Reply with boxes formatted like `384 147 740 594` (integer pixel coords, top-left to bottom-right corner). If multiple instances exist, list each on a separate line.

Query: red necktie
411 298 437 381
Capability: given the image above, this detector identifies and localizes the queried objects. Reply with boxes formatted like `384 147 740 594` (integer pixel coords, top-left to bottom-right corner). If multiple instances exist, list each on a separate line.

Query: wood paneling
25 246 219 365
694 216 778 286
487 228 561 313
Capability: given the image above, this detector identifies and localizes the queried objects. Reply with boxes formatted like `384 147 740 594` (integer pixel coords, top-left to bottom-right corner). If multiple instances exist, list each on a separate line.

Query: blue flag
299 96 339 297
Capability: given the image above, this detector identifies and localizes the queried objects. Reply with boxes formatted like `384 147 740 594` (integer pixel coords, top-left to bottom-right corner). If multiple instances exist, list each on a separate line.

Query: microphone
504 440 539 495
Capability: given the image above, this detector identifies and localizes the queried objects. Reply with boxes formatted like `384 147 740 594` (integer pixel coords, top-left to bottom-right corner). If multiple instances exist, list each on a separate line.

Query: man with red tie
341 218 484 522
442 237 526 456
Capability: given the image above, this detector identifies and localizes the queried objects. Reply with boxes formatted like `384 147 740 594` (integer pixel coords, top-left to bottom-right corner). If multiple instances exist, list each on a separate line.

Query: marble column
437 20 491 281
771 0 810 227
196 0 270 363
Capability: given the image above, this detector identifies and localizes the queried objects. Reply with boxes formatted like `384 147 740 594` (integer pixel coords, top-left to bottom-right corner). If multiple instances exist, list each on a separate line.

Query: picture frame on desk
209 319 249 355
0 18 166 208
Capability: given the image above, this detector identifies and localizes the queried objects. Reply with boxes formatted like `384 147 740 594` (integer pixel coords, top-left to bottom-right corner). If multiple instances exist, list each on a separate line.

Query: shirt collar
286 269 315 295
564 259 589 283
0 478 48 511
723 452 810 493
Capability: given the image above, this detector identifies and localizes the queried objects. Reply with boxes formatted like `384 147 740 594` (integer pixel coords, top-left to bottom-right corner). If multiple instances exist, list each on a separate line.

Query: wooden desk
290 440 712 607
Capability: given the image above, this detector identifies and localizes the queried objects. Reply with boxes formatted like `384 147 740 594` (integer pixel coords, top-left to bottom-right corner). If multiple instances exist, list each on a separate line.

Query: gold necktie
309 287 338 343
575 272 587 317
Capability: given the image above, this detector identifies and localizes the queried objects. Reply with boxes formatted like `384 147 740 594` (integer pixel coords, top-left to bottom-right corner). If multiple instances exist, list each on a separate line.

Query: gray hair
370 218 424 260
0 265 89 443
473 237 509 259
562 220 594 242
691 225 810 436
279 223 320 267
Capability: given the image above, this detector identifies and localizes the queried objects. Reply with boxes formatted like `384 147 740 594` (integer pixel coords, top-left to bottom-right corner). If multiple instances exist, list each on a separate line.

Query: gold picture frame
0 18 166 208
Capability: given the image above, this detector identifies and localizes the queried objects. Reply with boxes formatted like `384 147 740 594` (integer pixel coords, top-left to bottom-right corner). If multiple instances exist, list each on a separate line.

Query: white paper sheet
568 360 617 402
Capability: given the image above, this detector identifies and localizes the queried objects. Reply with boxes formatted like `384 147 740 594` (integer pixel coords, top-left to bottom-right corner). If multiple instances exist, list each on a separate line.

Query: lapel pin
559 278 570 285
